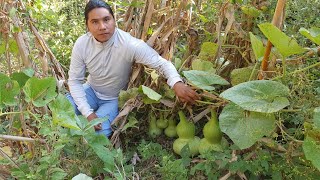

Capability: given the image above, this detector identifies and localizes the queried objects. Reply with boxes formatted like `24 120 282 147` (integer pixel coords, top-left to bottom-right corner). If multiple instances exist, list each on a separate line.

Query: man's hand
87 113 102 130
173 82 200 104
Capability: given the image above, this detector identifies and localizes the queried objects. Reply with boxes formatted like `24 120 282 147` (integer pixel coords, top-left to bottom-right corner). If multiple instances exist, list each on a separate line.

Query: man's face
87 7 115 43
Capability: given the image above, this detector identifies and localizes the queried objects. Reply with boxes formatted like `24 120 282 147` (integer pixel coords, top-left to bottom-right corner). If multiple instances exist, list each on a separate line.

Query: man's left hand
173 82 200 104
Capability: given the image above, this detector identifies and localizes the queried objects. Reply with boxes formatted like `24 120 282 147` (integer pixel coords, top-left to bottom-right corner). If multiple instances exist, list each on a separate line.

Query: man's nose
98 21 107 30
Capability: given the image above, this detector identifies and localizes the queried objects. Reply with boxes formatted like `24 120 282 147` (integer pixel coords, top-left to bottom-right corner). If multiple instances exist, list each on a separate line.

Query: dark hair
84 0 114 25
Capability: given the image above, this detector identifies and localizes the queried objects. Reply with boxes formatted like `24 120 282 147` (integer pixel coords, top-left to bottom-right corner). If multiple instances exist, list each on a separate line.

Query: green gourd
148 113 162 138
173 111 200 156
199 109 223 154
156 113 168 129
176 111 195 139
164 117 177 138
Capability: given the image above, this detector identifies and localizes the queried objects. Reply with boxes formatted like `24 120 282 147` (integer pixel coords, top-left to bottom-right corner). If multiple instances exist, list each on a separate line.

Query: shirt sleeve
133 40 183 88
68 42 93 117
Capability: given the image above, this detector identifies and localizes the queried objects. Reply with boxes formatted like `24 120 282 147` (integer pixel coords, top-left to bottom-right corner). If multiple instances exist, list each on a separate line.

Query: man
67 0 199 137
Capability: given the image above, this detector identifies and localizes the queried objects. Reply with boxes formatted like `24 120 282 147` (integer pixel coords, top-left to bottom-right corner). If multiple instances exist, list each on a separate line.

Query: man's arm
68 44 94 118
133 41 199 104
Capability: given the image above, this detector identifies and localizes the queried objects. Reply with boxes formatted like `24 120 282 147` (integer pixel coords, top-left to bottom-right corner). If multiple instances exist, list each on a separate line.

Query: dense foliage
0 0 320 179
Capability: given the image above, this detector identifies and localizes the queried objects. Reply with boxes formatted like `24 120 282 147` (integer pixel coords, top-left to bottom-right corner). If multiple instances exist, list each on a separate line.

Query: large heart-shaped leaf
219 103 276 149
48 94 80 130
299 27 320 46
183 70 229 91
72 173 93 180
220 80 290 113
0 73 20 108
303 136 320 171
249 32 265 61
23 77 57 107
258 23 306 57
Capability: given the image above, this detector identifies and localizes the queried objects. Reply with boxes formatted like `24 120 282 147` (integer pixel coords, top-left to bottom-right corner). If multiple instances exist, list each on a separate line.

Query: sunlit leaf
183 70 229 91
220 80 289 113
241 5 261 17
219 103 276 149
139 85 161 101
249 32 265 61
198 42 218 61
258 23 306 57
0 73 20 108
230 66 258 86
48 94 80 130
23 77 57 107
72 173 93 180
299 27 320 45
191 59 215 72
303 136 320 171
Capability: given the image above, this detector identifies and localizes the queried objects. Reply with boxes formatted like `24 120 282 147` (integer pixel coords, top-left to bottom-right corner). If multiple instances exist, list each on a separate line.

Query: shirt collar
88 28 119 48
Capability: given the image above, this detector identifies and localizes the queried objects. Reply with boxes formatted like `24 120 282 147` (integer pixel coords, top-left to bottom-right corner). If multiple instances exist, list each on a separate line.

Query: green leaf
258 23 306 57
241 5 261 17
50 168 67 180
0 42 5 55
72 173 93 180
198 42 218 61
219 103 276 149
121 115 138 132
48 94 80 130
9 39 19 55
139 85 161 101
11 72 30 88
299 27 320 45
220 80 290 113
23 77 57 107
191 59 215 72
230 66 258 86
314 107 320 129
303 136 320 171
84 117 108 132
0 73 20 108
22 68 34 77
249 32 265 61
118 87 139 107
183 70 229 91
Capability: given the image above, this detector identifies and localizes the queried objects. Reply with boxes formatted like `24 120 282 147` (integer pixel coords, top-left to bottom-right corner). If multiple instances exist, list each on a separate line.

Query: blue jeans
66 84 119 137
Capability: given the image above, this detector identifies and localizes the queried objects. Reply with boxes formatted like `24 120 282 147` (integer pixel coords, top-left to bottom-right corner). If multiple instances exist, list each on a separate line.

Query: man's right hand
87 113 102 130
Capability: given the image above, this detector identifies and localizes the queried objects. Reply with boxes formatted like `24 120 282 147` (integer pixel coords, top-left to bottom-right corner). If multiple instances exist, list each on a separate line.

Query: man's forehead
88 8 112 19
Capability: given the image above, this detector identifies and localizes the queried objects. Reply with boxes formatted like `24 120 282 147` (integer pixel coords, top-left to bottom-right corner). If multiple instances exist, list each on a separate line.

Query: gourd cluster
148 109 226 157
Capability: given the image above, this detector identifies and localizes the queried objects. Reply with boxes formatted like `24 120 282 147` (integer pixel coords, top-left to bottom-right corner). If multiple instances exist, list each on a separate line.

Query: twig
0 134 45 143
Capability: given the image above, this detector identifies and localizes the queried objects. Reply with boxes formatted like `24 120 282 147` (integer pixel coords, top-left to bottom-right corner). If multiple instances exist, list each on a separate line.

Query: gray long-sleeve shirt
68 28 182 117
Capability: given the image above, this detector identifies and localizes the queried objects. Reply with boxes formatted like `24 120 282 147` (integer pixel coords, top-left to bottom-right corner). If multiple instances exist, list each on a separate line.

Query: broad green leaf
219 103 276 149
139 85 161 101
220 80 290 113
299 27 320 45
48 94 80 130
118 87 138 107
11 72 31 88
174 58 182 70
84 117 108 132
50 168 67 180
249 32 265 61
72 173 93 180
183 70 229 91
0 73 20 108
314 107 320 129
191 59 215 72
241 5 261 17
258 23 306 57
23 77 57 107
230 66 258 86
9 39 19 55
198 42 218 61
303 136 320 171
22 68 34 77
